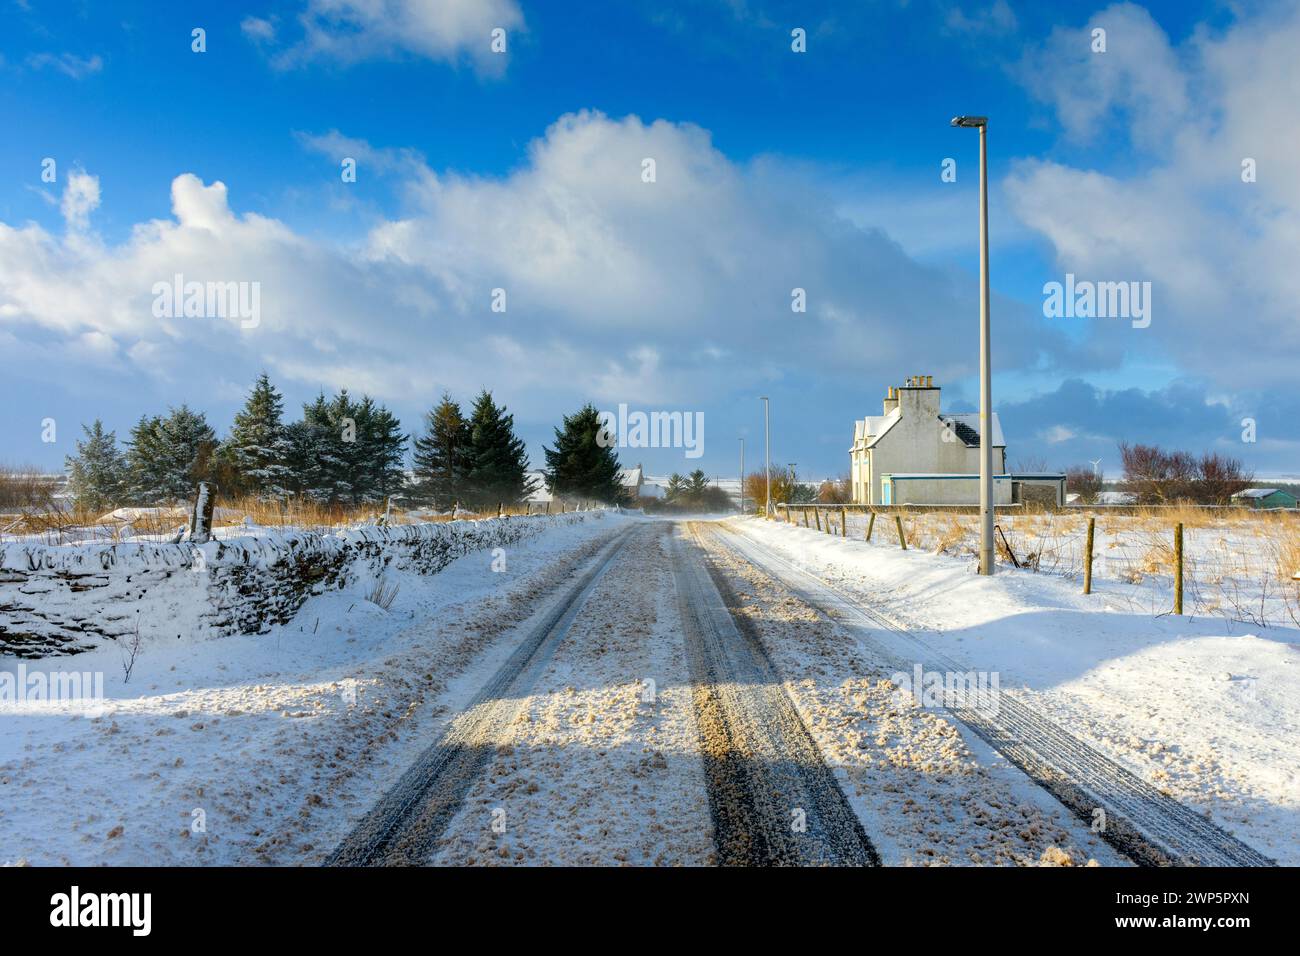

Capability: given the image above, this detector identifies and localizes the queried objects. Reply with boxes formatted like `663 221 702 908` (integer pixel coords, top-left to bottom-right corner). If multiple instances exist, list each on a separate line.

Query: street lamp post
951 114 994 576
739 438 745 515
760 396 772 518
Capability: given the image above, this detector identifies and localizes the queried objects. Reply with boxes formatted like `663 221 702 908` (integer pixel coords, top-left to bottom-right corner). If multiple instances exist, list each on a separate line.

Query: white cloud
271 0 524 71
26 52 103 79
1016 2 1188 149
240 16 277 43
1041 424 1076 443
944 1 1018 37
1006 2 1300 390
0 111 1066 430
60 170 100 232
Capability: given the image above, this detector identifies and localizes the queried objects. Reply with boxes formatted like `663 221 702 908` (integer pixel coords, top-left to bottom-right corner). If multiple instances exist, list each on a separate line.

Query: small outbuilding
1232 488 1298 510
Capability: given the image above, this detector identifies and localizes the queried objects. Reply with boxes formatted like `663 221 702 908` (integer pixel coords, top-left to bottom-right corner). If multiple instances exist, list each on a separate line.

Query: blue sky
2 0 1298 481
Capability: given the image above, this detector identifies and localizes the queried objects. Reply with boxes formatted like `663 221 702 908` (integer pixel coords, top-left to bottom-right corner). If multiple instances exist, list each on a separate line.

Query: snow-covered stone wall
0 513 600 658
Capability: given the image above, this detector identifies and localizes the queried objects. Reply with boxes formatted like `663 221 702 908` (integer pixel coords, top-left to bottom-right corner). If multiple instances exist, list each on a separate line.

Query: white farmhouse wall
851 382 1006 504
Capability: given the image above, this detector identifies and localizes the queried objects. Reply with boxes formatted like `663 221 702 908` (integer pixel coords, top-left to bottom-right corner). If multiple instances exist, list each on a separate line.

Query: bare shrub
0 463 57 510
120 617 143 683
1118 443 1252 504
366 574 400 611
1065 465 1102 503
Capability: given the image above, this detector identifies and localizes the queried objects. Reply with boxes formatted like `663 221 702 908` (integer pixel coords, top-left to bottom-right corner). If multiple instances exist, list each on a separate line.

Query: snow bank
0 513 602 658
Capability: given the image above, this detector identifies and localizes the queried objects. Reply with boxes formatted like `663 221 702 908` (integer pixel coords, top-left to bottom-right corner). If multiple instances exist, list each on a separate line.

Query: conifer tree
65 420 127 513
126 406 216 503
411 393 470 510
687 469 710 499
292 392 352 503
125 414 167 503
543 403 624 505
464 390 534 509
282 390 406 505
345 394 406 503
223 373 292 499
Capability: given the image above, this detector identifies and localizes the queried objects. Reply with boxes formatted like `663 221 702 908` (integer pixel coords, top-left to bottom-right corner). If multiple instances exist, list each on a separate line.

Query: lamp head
950 115 987 128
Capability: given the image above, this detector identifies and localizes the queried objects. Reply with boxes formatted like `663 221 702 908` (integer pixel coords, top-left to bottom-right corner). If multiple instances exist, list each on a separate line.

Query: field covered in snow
798 506 1300 629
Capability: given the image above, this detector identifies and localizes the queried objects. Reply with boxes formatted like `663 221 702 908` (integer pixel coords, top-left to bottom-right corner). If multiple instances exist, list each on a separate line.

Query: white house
524 470 552 504
849 374 1064 507
850 375 1006 505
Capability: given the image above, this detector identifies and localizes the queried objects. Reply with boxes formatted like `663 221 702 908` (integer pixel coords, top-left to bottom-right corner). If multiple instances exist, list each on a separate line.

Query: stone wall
0 513 600 658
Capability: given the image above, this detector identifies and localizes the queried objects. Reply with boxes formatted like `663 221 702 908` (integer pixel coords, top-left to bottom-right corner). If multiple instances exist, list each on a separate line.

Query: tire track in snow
428 523 715 866
673 523 880 866
325 526 637 866
711 521 1275 868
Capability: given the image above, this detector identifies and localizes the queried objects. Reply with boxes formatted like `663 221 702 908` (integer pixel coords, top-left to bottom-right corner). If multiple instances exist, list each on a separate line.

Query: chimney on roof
898 376 940 419
883 385 899 415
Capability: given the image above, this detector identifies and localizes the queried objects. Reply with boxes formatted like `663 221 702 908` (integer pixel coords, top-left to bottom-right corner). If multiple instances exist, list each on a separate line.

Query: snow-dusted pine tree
65 420 127 513
465 390 534 509
125 415 167 503
354 396 407 503
223 373 293 499
282 391 406 505
411 394 470 510
127 406 216 504
291 392 353 503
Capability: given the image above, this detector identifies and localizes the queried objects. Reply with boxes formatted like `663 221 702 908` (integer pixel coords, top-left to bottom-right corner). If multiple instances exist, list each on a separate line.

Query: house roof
852 408 901 450
939 412 1005 448
1233 487 1284 499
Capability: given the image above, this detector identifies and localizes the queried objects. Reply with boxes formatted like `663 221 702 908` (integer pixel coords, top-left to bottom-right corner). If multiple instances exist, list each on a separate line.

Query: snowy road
324 519 1134 866
3 513 1284 866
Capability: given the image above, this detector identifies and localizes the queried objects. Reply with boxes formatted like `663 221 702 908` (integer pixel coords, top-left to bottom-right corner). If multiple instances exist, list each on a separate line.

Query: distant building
619 464 644 499
1232 488 1298 509
1095 491 1137 505
525 471 552 504
850 375 1064 506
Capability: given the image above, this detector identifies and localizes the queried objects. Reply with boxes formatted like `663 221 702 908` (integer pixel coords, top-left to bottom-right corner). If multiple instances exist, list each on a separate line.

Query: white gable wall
850 382 1006 504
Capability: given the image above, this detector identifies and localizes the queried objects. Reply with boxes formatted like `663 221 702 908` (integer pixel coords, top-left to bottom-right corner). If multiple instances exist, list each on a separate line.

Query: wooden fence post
802 509 809 528
814 508 822 532
840 507 847 537
1174 522 1184 615
866 512 876 542
895 514 907 550
1083 516 1095 595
